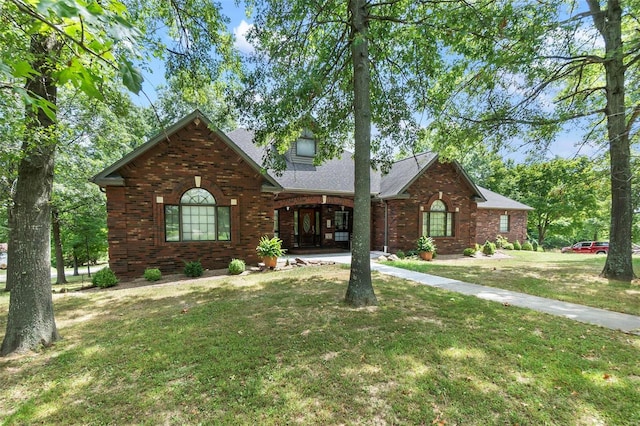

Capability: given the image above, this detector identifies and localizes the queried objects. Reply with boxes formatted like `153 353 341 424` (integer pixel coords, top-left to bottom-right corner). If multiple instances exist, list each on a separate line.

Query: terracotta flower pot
262 256 278 268
419 251 433 261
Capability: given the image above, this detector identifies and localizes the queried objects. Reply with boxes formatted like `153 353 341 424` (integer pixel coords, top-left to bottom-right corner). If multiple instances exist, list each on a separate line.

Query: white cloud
234 20 255 54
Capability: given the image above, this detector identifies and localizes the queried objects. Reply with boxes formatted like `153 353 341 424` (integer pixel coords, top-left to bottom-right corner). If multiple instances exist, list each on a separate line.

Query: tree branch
9 0 121 72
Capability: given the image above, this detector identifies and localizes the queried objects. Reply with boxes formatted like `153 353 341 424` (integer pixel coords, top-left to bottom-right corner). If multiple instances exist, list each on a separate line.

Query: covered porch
273 194 354 252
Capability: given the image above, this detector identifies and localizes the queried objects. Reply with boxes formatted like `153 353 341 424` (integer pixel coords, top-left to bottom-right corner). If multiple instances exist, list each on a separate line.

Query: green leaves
3 0 144 104
119 59 143 94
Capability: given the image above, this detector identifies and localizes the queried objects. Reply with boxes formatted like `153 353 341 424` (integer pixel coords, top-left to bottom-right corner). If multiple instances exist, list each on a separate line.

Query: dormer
290 129 316 164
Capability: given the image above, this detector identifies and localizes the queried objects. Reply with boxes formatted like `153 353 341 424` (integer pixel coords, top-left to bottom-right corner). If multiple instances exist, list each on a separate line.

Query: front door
299 208 317 247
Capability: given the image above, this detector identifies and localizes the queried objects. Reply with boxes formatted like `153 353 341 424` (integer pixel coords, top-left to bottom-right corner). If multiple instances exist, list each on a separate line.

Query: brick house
92 110 532 278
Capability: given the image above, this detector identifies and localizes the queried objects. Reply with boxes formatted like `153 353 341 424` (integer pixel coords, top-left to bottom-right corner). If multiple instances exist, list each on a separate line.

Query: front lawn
385 250 640 316
1 265 639 425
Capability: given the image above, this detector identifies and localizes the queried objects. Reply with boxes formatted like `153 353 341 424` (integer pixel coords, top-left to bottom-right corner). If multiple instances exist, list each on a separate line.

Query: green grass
387 251 640 316
0 265 103 291
1 265 639 425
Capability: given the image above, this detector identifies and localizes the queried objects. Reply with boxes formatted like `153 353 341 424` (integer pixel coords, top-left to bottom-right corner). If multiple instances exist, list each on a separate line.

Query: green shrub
396 250 406 259
463 247 476 257
92 267 119 288
495 235 509 249
228 258 245 275
482 241 496 256
143 268 162 281
503 242 514 250
532 240 539 251
514 240 522 250
184 260 203 277
522 241 534 251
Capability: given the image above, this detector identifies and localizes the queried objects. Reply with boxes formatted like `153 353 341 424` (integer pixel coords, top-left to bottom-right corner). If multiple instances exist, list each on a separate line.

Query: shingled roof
92 110 532 211
228 128 359 194
227 129 485 200
475 186 534 211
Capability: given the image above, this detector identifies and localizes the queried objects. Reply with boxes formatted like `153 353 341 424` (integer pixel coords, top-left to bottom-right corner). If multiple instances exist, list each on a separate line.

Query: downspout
384 200 389 253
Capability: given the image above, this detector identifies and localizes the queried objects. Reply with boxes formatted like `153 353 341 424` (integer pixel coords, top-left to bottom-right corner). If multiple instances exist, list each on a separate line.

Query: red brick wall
373 161 478 255
475 209 529 245
105 120 274 278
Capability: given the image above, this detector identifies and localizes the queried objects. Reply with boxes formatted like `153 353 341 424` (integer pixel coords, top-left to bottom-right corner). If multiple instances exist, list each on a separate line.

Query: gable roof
91 110 281 190
92 111 531 211
375 152 485 201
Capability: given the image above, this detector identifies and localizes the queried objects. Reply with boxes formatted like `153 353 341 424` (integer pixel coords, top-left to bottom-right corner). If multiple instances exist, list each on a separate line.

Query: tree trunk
537 223 546 246
588 0 635 281
345 0 377 307
1 33 61 356
52 208 67 284
73 252 79 276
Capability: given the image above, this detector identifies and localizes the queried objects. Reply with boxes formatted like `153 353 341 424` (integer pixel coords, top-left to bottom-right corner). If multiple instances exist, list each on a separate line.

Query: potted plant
416 236 436 261
256 235 286 268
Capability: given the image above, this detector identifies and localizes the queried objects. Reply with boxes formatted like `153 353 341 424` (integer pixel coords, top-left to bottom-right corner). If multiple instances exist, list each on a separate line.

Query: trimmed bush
396 250 406 259
228 258 245 275
495 235 509 249
144 268 162 282
92 267 119 288
514 240 522 250
522 241 534 251
463 247 476 257
532 240 539 251
184 260 204 277
503 242 514 250
482 241 496 256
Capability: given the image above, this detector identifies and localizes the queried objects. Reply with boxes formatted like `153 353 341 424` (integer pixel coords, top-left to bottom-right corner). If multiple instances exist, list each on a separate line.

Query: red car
561 241 609 254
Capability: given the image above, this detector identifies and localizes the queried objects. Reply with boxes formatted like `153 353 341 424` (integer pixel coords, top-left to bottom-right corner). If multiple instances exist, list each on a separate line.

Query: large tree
243 0 524 306
428 0 639 280
0 0 144 355
1 0 237 356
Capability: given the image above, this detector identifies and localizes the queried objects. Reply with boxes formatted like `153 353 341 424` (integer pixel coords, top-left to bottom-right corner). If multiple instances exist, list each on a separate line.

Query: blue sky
131 1 253 104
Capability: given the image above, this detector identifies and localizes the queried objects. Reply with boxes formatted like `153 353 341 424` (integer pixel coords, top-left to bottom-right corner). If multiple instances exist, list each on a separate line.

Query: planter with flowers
256 235 286 268
416 236 436 261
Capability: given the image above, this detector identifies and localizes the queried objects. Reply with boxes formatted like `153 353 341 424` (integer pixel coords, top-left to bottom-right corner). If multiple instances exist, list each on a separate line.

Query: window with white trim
296 137 316 157
422 200 454 237
165 188 231 242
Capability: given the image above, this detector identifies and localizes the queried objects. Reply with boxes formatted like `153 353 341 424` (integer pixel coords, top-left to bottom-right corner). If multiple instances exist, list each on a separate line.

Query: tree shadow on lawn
1 268 639 425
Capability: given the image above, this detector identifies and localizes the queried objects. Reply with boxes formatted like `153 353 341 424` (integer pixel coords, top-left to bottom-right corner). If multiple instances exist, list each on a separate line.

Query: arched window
165 188 231 242
422 199 454 237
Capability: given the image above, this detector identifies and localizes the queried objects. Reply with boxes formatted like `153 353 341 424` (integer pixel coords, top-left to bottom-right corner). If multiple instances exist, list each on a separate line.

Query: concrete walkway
295 251 640 335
